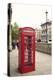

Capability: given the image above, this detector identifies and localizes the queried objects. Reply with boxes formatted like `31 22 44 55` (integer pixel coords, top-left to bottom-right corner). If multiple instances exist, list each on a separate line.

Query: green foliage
11 22 19 41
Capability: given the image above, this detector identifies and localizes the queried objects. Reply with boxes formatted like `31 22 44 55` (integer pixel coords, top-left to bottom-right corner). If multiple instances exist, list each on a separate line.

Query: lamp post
45 10 48 43
7 3 12 76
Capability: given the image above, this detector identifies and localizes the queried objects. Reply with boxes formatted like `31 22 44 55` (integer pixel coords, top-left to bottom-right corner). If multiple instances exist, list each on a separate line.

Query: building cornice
40 21 52 26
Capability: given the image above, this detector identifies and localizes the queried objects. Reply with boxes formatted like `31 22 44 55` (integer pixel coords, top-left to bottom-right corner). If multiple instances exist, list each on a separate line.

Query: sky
11 3 52 29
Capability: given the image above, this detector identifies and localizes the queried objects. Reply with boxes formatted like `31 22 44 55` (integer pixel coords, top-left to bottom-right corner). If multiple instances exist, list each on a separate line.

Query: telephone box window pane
24 36 33 66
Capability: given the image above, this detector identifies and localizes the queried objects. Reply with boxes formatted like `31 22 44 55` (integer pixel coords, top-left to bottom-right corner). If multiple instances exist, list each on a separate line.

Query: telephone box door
22 32 35 73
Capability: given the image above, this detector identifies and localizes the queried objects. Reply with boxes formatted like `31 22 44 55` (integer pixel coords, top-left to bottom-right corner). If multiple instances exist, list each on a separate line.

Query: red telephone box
18 27 35 73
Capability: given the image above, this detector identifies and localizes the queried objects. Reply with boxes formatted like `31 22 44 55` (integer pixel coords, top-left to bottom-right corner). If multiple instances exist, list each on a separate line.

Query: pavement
10 46 52 77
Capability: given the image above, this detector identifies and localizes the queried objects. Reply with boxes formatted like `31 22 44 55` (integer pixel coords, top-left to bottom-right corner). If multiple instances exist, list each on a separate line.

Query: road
10 46 52 76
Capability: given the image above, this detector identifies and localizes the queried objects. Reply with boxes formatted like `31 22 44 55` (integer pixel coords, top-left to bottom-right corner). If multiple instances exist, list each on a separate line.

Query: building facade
41 21 52 42
35 28 42 42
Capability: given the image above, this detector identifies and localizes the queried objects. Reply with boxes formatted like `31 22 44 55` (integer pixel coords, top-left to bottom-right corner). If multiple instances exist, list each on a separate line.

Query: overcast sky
11 3 52 29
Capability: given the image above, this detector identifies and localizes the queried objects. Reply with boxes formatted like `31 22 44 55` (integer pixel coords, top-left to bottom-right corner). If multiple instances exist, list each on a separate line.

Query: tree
11 22 19 41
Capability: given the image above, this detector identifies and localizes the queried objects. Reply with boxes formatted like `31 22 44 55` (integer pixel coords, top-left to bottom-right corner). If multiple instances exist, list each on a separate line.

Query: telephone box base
18 67 35 73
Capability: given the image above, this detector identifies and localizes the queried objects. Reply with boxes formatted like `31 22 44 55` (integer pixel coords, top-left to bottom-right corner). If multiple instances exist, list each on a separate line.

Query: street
10 46 52 76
